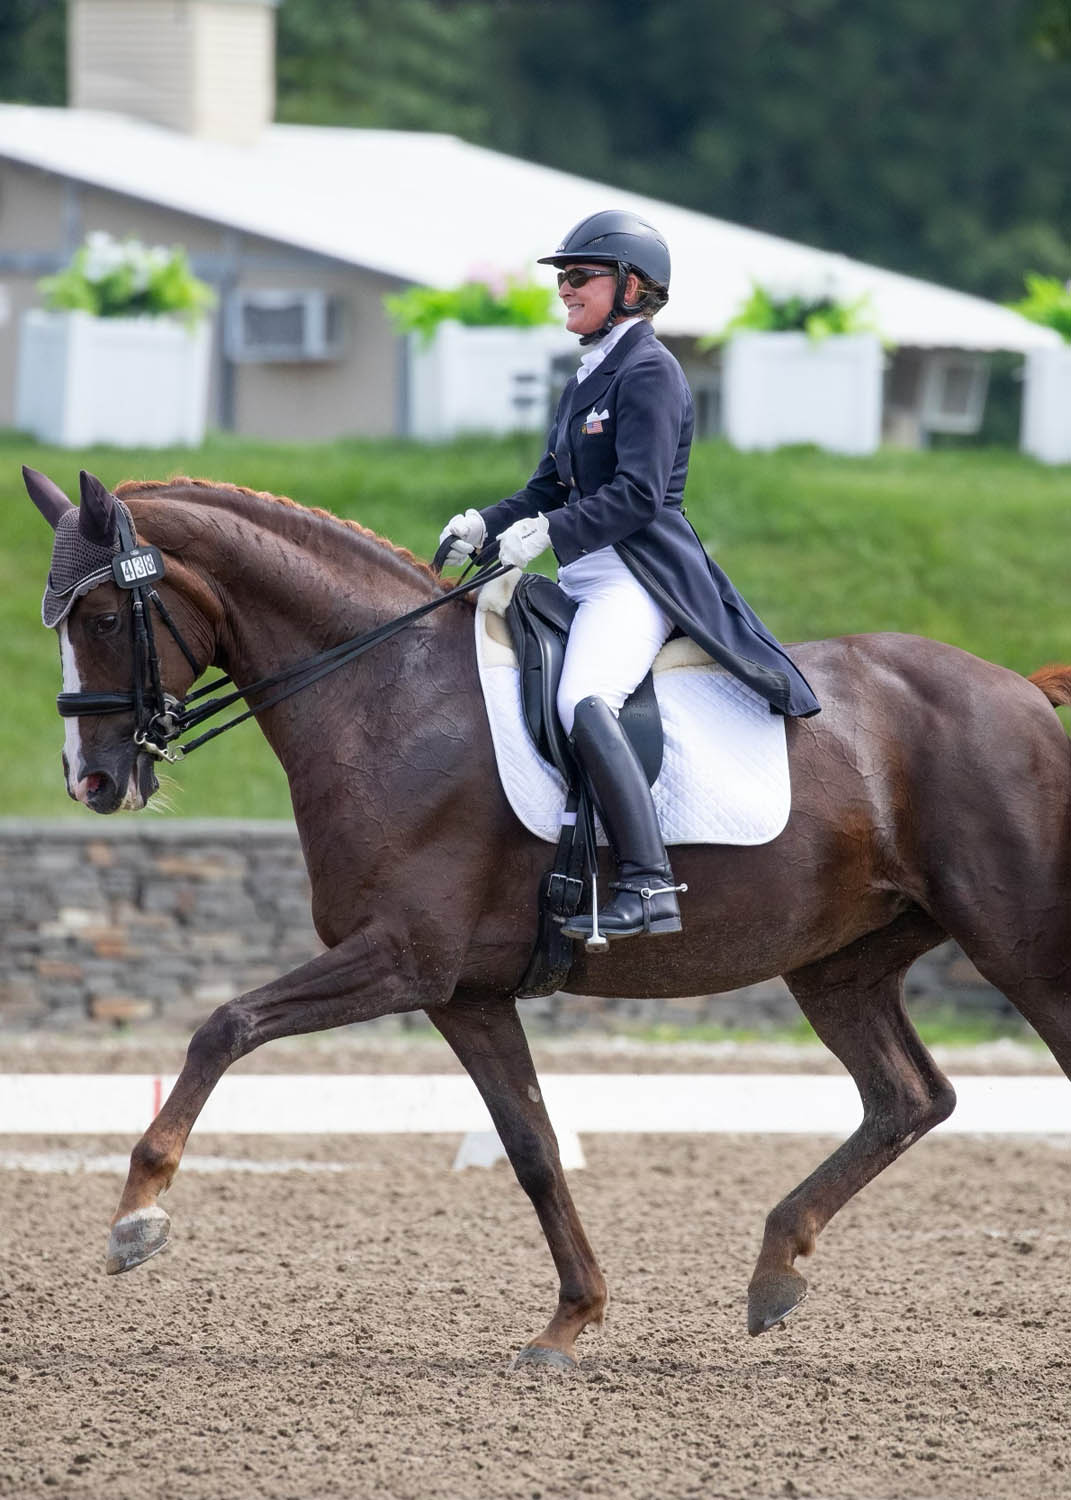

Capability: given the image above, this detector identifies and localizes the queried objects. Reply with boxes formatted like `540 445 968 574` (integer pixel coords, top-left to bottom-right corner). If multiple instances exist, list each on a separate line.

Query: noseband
56 527 506 762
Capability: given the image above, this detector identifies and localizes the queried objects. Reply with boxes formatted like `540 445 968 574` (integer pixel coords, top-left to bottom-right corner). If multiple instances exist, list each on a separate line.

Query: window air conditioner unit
919 352 990 435
224 290 345 363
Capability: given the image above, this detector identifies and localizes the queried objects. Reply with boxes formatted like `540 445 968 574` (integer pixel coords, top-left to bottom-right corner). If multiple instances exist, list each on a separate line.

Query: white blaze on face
58 623 88 802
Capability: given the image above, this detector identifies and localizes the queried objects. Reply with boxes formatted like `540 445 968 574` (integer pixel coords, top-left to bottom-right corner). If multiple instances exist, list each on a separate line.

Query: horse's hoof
747 1269 808 1336
511 1344 577 1371
105 1207 171 1275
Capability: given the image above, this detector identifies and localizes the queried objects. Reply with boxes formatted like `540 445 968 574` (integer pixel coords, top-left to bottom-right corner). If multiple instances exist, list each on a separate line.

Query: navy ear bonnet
41 500 136 628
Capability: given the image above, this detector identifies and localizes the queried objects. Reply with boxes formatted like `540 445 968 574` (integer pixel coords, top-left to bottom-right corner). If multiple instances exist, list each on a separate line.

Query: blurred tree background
2 0 1068 302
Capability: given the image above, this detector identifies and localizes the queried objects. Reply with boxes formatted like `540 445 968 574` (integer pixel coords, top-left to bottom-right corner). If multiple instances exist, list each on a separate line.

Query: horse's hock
0 818 1012 1032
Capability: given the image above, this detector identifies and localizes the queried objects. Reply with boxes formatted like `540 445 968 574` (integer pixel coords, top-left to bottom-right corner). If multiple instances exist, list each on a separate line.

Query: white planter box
406 322 575 441
15 309 211 448
1021 345 1071 465
723 331 883 456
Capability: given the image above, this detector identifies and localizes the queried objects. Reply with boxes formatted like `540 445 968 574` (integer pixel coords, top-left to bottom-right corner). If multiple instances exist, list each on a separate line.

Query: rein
56 526 507 761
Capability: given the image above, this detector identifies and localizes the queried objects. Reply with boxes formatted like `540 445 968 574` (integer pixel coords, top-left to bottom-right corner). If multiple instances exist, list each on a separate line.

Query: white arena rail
0 1074 1068 1138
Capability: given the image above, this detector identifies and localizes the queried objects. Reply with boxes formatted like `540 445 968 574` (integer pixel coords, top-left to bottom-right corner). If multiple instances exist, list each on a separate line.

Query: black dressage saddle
504 573 664 786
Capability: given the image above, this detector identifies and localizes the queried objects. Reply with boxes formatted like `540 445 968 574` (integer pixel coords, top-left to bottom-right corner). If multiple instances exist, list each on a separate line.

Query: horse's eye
88 613 121 638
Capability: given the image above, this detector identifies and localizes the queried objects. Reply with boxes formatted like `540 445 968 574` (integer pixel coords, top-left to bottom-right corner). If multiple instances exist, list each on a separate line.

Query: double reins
56 524 507 761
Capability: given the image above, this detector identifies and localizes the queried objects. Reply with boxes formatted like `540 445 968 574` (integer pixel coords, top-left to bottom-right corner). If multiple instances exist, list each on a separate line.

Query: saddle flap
521 575 578 636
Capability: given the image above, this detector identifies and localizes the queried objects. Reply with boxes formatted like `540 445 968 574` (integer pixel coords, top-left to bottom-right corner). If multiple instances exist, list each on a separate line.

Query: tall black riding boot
560 695 686 943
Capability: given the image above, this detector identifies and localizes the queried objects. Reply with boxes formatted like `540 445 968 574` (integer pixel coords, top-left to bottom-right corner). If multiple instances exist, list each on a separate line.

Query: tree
1032 0 1071 56
479 0 1071 300
276 0 491 138
0 0 64 105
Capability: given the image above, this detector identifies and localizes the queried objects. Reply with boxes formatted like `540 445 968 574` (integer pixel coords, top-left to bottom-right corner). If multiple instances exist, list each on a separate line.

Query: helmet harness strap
578 263 644 346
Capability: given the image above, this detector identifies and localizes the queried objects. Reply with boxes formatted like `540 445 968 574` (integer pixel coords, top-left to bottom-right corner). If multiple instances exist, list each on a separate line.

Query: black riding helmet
539 209 671 343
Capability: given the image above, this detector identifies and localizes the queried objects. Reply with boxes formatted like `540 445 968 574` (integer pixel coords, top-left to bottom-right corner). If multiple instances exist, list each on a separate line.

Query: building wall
0 161 70 427
0 161 405 440
662 336 723 438
229 241 402 440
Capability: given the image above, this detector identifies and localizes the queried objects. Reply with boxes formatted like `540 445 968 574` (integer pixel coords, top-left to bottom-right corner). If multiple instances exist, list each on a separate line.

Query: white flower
759 265 845 307
124 240 169 292
82 231 127 284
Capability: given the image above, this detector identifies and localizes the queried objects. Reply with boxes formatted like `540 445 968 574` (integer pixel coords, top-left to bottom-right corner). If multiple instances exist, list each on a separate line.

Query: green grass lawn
4 430 1069 819
628 1010 1045 1048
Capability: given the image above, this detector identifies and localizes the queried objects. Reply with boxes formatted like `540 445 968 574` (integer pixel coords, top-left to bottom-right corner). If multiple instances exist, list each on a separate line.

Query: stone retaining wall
0 820 1011 1033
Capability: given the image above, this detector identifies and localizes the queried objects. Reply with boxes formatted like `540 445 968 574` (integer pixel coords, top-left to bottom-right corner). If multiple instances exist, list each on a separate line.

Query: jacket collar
566 320 655 418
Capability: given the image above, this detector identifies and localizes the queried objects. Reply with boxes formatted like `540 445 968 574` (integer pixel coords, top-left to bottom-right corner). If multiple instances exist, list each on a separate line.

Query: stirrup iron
585 861 609 955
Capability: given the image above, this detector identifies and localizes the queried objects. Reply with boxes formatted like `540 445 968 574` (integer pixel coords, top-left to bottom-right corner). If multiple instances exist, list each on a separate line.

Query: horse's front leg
430 992 607 1369
106 925 428 1274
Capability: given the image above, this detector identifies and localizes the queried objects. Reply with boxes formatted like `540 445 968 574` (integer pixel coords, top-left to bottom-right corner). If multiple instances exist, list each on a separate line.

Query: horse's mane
116 476 449 590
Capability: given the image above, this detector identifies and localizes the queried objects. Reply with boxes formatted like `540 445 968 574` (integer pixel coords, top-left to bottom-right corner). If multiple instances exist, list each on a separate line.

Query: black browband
56 528 506 761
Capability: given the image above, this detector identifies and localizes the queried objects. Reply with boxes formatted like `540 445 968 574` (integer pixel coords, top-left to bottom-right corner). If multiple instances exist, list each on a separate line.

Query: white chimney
68 0 279 146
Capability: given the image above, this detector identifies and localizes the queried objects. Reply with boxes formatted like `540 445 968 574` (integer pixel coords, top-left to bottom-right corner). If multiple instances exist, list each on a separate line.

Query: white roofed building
0 0 1058 443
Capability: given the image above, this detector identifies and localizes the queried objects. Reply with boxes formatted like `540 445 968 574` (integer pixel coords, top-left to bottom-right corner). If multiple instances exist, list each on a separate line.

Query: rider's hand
498 514 552 571
438 508 487 568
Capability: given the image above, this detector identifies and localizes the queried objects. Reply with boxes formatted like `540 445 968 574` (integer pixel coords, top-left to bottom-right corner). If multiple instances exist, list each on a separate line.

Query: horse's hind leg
748 910 955 1335
106 928 428 1274
430 992 607 1369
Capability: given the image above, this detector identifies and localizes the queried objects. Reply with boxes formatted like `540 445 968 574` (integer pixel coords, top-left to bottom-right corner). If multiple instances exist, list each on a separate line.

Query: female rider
441 210 820 944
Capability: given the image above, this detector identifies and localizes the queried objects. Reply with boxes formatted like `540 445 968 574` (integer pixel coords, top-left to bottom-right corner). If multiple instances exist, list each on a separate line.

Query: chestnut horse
24 467 1071 1368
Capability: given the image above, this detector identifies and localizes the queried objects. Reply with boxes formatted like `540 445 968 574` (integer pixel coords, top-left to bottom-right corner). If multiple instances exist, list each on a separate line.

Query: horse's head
24 466 210 814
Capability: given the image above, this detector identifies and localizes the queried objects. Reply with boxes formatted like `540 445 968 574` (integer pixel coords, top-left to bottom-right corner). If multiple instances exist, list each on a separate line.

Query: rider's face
558 262 639 337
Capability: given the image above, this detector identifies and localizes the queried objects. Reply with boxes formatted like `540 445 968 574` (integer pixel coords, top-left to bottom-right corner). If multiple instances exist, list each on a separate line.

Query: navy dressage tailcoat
479 320 820 719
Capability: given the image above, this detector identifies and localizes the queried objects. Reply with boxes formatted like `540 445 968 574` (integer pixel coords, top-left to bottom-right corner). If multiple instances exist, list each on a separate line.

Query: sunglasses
556 267 617 289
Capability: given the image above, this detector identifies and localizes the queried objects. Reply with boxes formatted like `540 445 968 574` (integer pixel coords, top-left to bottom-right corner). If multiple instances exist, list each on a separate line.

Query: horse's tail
1029 664 1071 707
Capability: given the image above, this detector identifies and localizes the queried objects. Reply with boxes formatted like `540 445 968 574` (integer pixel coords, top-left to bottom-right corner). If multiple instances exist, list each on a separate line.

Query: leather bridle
56 525 506 763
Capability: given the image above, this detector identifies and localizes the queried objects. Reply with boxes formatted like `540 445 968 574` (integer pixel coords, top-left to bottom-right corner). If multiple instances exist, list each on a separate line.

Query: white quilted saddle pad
474 574 791 846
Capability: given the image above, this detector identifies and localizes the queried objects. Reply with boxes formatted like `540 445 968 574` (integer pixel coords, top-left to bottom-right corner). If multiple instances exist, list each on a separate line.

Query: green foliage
707 282 879 346
624 1010 1039 1045
38 233 215 327
276 0 490 136
1031 0 1071 58
4 430 1071 820
383 276 556 341
1006 272 1071 342
0 0 64 105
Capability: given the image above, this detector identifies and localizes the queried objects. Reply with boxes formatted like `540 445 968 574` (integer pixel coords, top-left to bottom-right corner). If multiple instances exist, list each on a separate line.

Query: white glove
498 513 552 570
438 508 487 568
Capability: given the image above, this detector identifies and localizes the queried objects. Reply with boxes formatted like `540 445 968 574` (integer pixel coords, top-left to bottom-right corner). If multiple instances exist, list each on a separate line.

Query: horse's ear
78 470 119 547
22 466 74 530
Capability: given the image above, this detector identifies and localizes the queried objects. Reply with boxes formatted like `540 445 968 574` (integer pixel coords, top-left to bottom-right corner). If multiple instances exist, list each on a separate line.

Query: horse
23 464 1071 1369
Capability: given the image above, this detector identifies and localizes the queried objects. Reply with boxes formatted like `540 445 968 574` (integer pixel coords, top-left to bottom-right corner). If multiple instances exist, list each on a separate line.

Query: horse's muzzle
65 748 159 813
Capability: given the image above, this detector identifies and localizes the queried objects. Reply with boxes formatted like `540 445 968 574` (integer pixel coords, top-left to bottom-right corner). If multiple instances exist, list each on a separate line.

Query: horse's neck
136 487 486 944
146 491 444 685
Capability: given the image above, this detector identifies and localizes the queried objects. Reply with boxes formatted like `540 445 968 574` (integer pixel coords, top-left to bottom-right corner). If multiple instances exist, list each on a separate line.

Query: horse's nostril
83 769 122 814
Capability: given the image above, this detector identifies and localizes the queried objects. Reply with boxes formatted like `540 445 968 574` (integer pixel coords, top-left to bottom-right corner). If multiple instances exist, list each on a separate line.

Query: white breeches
556 548 674 735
